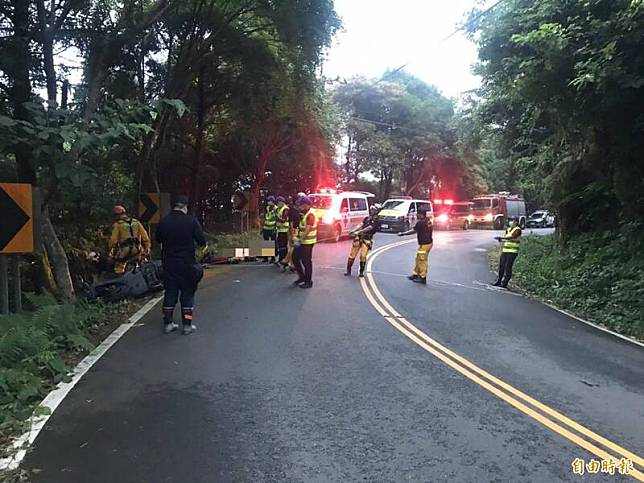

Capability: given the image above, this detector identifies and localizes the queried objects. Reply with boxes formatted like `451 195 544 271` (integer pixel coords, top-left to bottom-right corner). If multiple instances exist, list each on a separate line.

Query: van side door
348 197 368 231
340 198 350 232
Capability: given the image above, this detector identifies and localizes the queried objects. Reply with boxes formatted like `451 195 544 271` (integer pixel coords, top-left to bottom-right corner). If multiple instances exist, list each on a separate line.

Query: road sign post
0 183 34 314
11 256 21 312
0 256 8 314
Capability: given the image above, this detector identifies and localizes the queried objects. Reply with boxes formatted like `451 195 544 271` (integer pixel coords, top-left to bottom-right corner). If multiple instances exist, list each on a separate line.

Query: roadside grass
0 294 141 466
489 226 644 340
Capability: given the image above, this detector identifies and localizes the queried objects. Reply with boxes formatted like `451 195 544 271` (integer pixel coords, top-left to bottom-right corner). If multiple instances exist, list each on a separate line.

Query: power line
376 0 505 85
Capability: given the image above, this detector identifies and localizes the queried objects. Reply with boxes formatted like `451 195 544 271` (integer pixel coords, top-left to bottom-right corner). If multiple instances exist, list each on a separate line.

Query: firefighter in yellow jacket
108 205 151 275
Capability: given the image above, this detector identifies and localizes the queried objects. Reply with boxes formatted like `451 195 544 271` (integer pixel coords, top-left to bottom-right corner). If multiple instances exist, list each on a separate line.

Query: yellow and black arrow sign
0 183 33 254
138 192 170 224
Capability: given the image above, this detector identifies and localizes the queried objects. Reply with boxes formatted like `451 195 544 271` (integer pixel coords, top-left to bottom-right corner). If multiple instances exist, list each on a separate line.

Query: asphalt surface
21 229 643 482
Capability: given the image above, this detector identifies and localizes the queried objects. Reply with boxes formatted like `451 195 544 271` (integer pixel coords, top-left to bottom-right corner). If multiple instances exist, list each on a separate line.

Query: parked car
526 210 556 228
377 197 434 232
433 200 473 230
309 189 374 242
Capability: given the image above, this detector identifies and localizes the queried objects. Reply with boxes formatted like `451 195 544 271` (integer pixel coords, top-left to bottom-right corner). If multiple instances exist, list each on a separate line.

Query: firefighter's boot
344 258 354 276
163 307 178 334
181 308 196 335
359 261 366 278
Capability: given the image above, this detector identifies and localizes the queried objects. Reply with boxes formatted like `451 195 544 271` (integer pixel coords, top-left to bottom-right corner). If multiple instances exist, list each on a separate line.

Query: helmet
267 195 275 203
369 205 378 214
297 192 306 198
112 205 126 215
298 196 312 206
276 196 285 203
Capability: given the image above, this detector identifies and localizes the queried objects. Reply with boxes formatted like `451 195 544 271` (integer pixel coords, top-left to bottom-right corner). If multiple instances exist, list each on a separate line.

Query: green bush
0 294 131 445
499 226 644 339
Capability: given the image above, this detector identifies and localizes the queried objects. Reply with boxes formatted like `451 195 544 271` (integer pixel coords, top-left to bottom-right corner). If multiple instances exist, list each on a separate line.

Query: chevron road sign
0 183 33 254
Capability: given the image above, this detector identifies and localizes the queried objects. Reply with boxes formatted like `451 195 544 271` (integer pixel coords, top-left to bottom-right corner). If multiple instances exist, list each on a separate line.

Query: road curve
20 229 643 482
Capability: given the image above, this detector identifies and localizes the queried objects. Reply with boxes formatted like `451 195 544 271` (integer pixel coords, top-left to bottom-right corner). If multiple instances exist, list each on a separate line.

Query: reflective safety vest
263 206 276 231
502 226 521 254
298 208 318 245
276 205 290 233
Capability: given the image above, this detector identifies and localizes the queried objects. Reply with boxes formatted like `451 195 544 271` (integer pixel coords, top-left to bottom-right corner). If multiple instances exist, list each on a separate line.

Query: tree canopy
332 71 487 200
467 0 644 236
0 0 340 300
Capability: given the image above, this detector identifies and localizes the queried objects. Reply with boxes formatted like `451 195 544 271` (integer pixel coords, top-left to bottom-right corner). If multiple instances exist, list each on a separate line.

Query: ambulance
377 197 433 233
308 189 374 242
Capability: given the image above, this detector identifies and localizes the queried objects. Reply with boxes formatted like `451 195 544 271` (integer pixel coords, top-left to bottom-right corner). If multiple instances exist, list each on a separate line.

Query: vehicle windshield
472 199 492 210
382 200 405 210
530 212 545 218
309 195 334 209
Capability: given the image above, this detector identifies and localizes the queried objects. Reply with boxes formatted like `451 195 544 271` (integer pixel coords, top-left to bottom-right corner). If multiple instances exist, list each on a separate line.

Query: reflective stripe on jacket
263 206 276 230
276 205 290 233
502 226 521 253
298 208 318 245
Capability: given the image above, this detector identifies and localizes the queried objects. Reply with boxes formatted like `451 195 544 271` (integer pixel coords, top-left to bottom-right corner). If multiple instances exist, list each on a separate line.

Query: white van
377 197 433 232
308 189 374 242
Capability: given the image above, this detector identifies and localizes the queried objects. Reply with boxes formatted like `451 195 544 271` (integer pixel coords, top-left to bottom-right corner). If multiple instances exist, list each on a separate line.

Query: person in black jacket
156 195 207 335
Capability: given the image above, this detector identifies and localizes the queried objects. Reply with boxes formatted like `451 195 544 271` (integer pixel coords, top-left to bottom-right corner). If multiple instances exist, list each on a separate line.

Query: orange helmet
112 205 127 215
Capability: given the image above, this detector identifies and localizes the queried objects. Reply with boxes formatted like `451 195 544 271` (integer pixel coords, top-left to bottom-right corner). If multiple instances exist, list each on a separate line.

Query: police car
308 189 374 242
377 197 434 233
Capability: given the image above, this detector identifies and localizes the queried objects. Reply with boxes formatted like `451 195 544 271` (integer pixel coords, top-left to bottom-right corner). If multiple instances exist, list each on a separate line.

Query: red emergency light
444 199 454 205
319 188 338 194
434 199 442 204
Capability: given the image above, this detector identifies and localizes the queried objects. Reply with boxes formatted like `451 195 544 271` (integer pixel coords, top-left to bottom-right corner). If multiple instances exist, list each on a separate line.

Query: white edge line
0 295 163 472
541 301 644 348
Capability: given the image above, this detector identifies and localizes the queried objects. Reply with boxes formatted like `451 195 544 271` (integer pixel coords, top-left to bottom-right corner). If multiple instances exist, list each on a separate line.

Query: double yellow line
360 239 644 481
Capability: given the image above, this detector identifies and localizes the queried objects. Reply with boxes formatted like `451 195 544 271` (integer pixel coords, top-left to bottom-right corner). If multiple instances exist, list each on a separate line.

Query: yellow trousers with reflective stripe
349 238 372 262
413 243 432 278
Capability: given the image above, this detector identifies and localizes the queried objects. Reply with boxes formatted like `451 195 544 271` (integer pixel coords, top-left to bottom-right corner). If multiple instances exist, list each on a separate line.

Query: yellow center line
360 239 644 480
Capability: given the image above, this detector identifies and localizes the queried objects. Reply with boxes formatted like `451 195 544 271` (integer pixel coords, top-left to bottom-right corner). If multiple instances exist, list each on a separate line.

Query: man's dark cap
172 194 189 206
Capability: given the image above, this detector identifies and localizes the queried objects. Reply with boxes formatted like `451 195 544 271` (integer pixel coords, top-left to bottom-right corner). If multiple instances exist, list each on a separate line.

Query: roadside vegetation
0 294 136 458
491 226 644 340
470 0 644 339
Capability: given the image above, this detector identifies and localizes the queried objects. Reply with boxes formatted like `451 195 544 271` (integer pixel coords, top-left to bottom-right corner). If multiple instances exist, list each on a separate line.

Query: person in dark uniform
155 195 206 335
397 208 433 284
493 216 522 288
344 205 380 277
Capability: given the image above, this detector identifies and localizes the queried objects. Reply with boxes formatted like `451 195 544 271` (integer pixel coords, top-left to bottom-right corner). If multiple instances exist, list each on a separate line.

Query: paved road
22 229 643 482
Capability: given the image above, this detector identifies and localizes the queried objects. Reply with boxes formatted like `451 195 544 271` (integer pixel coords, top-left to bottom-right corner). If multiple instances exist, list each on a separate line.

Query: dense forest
332 72 487 201
466 0 644 237
0 0 340 301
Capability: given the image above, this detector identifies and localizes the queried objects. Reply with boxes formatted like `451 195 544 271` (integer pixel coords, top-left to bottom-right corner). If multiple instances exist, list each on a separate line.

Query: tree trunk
36 0 76 302
41 207 75 302
190 68 206 212
9 0 36 184
250 151 269 228
42 31 57 107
